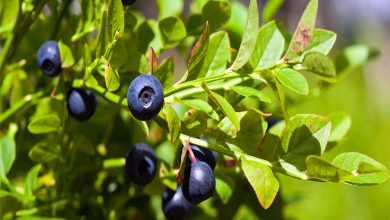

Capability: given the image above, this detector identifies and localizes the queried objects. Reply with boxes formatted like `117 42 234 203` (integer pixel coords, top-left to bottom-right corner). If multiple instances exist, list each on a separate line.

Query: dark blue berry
182 161 215 204
186 142 217 170
37 41 62 76
162 185 192 220
122 0 136 5
67 89 97 121
266 116 282 130
125 143 157 186
127 74 164 121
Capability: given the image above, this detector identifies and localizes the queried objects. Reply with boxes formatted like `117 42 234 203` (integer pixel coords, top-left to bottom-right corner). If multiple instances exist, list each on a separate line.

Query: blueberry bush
0 0 389 219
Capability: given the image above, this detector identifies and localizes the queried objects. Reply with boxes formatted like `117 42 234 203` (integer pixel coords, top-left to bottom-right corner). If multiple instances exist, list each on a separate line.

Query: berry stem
185 142 197 164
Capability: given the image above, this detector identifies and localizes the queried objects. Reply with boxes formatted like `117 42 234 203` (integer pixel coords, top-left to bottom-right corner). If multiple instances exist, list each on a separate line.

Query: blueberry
125 143 157 186
67 89 97 121
37 41 62 77
185 142 217 170
162 185 192 220
182 161 215 204
127 74 164 121
266 116 282 130
122 0 136 5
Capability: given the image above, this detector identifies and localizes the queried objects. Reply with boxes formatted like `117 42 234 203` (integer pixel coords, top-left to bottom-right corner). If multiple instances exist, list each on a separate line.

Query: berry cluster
163 143 217 219
37 41 97 122
38 35 209 219
37 41 164 122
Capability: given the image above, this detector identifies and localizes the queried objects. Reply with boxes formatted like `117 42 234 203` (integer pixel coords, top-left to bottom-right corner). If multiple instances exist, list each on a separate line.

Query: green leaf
148 47 158 75
262 0 284 23
58 41 74 68
232 86 271 103
16 216 66 220
279 114 331 171
0 1 19 36
201 1 231 31
202 82 240 131
137 20 164 54
96 11 109 57
28 114 61 134
104 60 120 92
157 0 183 19
24 164 42 198
327 111 351 142
302 29 336 58
218 110 266 155
215 173 235 204
199 31 231 77
275 68 309 95
332 152 390 185
306 155 352 182
175 98 219 121
107 0 124 40
0 124 17 179
240 156 279 209
230 0 259 70
0 189 20 199
302 52 336 82
284 0 318 61
336 44 380 78
186 23 210 81
163 105 181 142
109 38 129 68
156 56 174 89
28 142 61 163
158 16 187 46
249 21 285 70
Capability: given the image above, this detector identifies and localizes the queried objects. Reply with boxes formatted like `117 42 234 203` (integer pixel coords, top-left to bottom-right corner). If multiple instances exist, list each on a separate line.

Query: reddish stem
185 142 197 164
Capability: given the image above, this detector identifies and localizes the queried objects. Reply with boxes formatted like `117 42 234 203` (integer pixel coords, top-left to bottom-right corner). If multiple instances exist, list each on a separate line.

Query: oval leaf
104 60 120 92
199 31 231 77
275 68 309 95
58 41 75 68
201 1 231 31
28 142 61 163
186 23 210 81
28 114 61 134
241 155 279 209
175 98 219 121
232 86 271 103
302 52 336 82
306 155 352 182
156 56 174 89
215 173 235 204
327 111 351 142
230 0 259 70
0 124 17 178
202 82 240 131
284 0 318 61
163 105 181 142
158 16 187 45
249 21 285 70
280 114 331 171
107 0 124 39
332 152 390 185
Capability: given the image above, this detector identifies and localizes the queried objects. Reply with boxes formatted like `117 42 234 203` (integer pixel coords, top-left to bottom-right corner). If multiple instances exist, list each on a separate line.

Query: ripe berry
67 89 97 121
37 41 62 76
162 185 192 220
122 0 136 5
186 143 217 170
125 143 157 186
182 161 216 204
127 74 164 121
